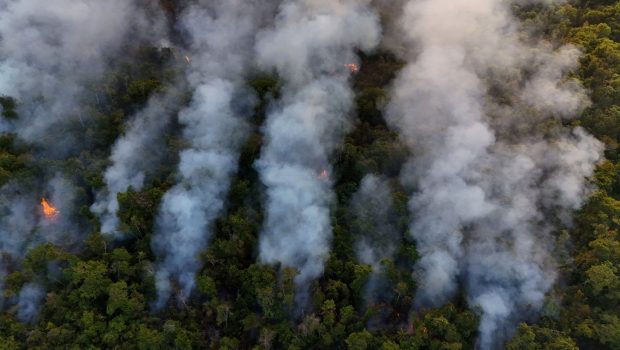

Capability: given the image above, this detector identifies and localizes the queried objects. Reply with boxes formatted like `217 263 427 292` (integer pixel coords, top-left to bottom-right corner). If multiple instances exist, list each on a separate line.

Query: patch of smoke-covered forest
0 1 619 349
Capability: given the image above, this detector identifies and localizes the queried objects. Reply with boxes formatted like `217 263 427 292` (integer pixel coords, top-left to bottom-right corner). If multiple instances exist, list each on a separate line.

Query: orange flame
41 198 59 218
344 63 360 73
318 169 329 180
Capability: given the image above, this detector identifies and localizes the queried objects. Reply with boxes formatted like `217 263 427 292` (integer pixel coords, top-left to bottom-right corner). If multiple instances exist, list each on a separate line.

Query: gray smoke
349 175 399 302
91 90 181 236
384 0 603 348
0 173 78 313
0 0 166 320
0 0 165 153
16 282 45 323
0 184 37 309
255 0 381 301
151 0 278 309
0 105 11 133
41 174 80 245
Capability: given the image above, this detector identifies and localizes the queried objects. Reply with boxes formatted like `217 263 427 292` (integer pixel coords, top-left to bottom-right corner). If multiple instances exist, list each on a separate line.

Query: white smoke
16 282 45 323
385 0 603 348
254 0 381 302
0 0 169 320
349 175 399 302
151 0 278 309
91 90 181 236
0 173 78 313
41 174 80 245
0 0 165 153
0 184 37 309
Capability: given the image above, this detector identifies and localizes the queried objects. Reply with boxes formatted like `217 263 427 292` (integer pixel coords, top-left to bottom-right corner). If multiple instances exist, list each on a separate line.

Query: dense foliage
0 1 619 349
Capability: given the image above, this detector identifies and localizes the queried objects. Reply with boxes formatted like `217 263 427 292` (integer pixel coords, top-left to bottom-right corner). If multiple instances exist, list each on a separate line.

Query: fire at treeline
0 1 614 349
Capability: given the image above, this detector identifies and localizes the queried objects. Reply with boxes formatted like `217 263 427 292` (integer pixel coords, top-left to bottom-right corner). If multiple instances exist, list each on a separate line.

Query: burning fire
41 198 59 219
184 55 191 64
344 63 360 73
318 169 329 180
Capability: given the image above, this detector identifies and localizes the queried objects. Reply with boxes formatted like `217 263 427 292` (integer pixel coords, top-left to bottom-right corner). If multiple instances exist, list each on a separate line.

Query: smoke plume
0 173 78 314
16 282 45 323
254 0 381 302
349 175 399 302
0 0 165 155
384 0 603 348
0 0 165 319
0 184 37 309
91 90 181 236
41 174 80 245
151 0 278 309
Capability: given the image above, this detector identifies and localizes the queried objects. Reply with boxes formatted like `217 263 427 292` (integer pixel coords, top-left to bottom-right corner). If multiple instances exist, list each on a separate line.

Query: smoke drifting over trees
15 282 44 323
0 185 37 309
254 0 380 303
385 0 603 347
0 0 167 324
0 1 617 349
0 0 165 153
150 0 278 309
349 175 399 302
92 90 182 236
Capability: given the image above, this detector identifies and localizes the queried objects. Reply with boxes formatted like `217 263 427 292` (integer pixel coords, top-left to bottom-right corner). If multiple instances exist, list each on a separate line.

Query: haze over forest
0 1 619 349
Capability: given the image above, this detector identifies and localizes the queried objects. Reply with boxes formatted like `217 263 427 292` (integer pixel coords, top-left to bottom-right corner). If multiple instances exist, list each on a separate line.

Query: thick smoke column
349 175 399 302
385 0 603 348
255 0 381 301
0 0 162 153
91 91 180 236
151 1 277 308
0 0 165 319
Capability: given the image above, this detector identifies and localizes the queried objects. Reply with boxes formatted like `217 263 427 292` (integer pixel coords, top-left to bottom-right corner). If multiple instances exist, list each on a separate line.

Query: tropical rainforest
0 0 619 349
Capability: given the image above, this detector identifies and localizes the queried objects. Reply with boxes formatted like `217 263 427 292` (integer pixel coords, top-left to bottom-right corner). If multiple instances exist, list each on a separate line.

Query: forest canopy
0 0 619 349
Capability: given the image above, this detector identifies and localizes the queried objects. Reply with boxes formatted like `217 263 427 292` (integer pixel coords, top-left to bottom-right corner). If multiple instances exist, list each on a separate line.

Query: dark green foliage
117 187 165 239
0 96 18 119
